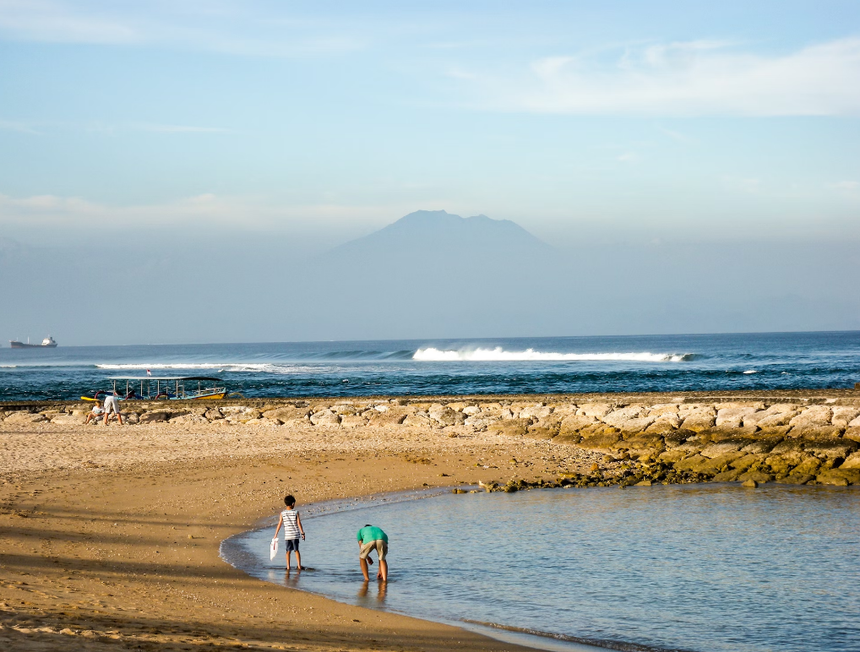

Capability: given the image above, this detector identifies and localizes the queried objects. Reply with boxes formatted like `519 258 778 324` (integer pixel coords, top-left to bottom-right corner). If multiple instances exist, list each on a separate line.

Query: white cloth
104 395 120 414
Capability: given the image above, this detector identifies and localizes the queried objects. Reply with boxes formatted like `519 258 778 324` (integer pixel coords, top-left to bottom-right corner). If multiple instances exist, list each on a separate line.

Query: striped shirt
280 509 300 540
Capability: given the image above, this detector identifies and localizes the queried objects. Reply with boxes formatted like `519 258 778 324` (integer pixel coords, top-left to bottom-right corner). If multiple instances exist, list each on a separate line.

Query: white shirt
280 509 300 539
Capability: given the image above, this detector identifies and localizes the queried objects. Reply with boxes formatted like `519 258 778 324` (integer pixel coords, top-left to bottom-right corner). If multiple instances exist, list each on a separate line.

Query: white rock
829 406 858 427
310 410 341 426
519 405 552 420
577 403 613 418
51 415 86 425
648 404 680 417
464 415 499 429
601 405 645 427
716 406 761 428
743 404 799 428
788 406 832 429
4 411 47 424
847 416 860 428
428 406 465 426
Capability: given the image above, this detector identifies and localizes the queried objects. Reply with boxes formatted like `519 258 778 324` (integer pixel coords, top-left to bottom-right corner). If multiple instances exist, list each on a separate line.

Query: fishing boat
81 376 232 401
10 336 57 348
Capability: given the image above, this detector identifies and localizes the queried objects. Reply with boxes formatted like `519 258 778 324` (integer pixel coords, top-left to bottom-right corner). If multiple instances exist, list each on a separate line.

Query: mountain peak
365 209 549 247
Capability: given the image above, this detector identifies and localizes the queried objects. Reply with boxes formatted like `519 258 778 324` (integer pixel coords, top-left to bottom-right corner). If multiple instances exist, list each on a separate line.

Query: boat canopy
102 376 229 400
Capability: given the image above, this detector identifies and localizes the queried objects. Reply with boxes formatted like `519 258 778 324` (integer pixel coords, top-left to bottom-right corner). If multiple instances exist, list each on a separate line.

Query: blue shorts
285 538 300 551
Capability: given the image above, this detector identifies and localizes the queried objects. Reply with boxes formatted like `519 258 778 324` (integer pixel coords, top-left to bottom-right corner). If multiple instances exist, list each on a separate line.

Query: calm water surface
222 485 860 652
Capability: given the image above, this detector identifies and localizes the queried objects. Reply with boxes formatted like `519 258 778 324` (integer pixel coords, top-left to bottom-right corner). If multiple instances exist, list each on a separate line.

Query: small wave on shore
462 619 678 652
413 347 693 362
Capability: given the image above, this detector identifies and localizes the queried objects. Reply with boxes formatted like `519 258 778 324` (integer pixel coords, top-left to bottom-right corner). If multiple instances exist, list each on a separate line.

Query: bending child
274 495 306 570
357 523 388 582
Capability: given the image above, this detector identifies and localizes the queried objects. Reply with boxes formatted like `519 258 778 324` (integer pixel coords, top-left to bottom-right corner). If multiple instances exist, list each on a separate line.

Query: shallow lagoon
222 485 860 652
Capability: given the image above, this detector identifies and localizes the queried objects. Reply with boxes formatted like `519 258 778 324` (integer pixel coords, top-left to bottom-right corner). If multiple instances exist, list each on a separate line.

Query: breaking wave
95 363 323 374
413 347 693 362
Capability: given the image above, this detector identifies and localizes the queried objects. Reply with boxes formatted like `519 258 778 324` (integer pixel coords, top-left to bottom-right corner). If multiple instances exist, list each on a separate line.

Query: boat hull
10 341 58 348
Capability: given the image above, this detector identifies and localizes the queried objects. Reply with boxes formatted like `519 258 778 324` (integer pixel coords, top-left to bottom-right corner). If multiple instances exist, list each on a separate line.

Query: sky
1 0 859 246
1 1 859 343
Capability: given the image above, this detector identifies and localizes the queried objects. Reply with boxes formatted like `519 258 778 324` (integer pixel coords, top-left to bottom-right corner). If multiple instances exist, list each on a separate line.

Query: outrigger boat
82 376 232 401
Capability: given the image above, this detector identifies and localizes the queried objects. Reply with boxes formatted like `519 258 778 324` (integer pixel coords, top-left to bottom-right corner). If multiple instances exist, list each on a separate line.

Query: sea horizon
2 331 858 402
8 327 860 350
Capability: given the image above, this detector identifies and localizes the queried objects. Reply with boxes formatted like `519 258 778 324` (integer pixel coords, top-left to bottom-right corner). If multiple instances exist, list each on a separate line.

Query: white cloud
78 122 233 135
0 192 417 232
0 118 41 135
445 66 478 81
0 0 364 56
656 125 695 144
830 180 859 191
0 120 232 136
131 123 234 134
0 0 140 44
721 176 765 195
470 38 860 116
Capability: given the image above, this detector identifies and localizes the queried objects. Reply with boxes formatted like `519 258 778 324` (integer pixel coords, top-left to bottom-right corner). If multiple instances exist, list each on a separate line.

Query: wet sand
0 418 602 651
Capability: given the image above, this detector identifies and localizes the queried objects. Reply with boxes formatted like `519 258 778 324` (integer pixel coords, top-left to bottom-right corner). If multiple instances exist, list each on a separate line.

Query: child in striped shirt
274 495 306 570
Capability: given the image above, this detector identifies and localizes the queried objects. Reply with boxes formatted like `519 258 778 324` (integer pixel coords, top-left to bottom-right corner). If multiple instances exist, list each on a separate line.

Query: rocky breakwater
499 394 860 488
2 391 860 487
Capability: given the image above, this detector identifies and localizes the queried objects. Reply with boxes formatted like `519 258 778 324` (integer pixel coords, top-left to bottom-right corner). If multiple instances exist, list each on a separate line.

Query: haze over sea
1 331 858 401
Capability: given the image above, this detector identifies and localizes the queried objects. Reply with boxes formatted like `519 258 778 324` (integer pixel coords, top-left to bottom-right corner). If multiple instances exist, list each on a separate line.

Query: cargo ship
9 336 57 348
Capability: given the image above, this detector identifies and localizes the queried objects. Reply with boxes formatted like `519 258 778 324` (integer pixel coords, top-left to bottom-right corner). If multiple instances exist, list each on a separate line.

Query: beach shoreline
2 390 860 651
1 404 601 652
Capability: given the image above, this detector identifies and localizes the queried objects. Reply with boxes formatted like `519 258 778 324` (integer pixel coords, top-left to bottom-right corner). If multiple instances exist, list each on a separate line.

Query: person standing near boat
357 524 389 582
103 392 123 425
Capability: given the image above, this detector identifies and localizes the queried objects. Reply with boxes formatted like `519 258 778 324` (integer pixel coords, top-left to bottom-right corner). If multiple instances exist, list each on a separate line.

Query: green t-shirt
357 525 388 545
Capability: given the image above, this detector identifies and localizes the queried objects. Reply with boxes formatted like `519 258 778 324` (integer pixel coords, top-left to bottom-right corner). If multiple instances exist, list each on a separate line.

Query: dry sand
1 418 603 651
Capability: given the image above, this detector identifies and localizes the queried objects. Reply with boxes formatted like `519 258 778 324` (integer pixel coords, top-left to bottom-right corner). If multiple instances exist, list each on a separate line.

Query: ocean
222 484 860 652
0 331 858 401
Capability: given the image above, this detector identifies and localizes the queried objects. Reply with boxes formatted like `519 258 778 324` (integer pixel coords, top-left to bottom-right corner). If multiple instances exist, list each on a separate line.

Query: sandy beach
0 410 602 652
3 390 859 651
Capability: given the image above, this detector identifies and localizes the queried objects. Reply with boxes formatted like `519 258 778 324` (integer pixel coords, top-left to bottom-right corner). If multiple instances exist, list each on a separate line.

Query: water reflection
357 580 387 603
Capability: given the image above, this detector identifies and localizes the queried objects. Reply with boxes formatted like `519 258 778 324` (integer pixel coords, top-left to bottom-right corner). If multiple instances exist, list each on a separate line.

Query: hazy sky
2 0 859 249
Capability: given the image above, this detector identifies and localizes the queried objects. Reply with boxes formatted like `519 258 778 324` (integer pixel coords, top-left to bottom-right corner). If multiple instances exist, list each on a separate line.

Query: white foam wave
743 369 757 374
0 364 17 368
95 363 320 375
99 363 235 370
413 347 690 362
